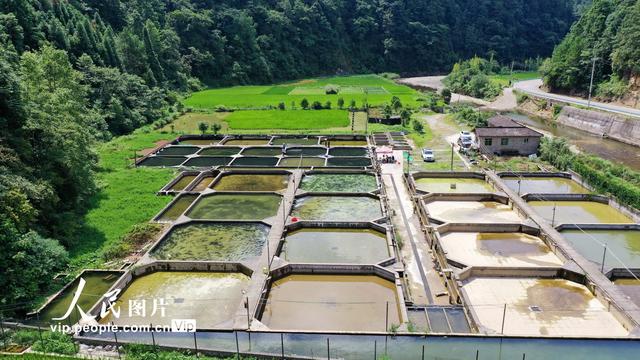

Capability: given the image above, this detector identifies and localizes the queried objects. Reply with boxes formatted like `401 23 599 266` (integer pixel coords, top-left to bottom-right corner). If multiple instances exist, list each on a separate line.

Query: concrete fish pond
415 177 493 194
260 275 402 331
167 174 197 191
271 137 319 146
187 194 281 220
156 194 198 221
280 228 390 264
151 222 270 262
182 157 232 167
614 279 640 306
300 173 378 193
425 200 522 224
156 146 200 156
501 176 588 194
326 157 372 167
230 157 280 167
101 272 249 328
561 229 640 269
529 201 634 225
33 271 122 325
328 147 369 157
138 156 187 167
292 195 382 222
213 174 289 192
277 157 326 167
240 147 283 156
198 147 241 156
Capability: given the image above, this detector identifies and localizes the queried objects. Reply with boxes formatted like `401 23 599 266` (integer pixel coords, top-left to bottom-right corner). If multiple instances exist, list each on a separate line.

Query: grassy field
161 112 229 133
184 74 420 109
67 130 176 269
225 110 350 129
490 71 540 87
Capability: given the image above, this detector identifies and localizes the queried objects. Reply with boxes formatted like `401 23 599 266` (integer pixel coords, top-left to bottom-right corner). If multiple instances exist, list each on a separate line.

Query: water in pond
281 228 389 264
101 272 249 327
561 230 640 268
300 174 377 193
179 139 218 146
157 194 198 221
198 147 241 156
231 157 279 167
139 156 186 167
426 201 521 223
329 147 368 157
507 112 640 170
326 139 368 146
529 201 634 224
292 196 382 221
183 157 231 167
157 146 200 156
187 194 281 220
261 275 401 331
272 138 318 146
278 157 326 167
193 177 215 191
224 139 270 146
152 223 269 261
327 157 371 167
614 279 640 306
415 177 492 193
501 177 588 194
213 174 289 192
169 175 196 191
241 147 282 156
36 271 121 324
285 147 326 156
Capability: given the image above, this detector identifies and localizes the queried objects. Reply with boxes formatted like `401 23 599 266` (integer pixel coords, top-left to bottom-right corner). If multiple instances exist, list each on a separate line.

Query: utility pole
588 55 599 108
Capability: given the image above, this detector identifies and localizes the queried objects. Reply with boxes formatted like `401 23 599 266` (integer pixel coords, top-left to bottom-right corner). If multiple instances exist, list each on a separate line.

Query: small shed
475 116 543 156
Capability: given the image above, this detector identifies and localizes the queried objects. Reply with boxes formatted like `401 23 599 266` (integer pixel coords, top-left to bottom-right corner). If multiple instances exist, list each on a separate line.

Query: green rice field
183 75 419 109
225 110 349 129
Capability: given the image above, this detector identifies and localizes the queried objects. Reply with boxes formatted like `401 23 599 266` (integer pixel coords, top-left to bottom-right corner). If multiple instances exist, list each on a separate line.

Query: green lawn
490 71 540 87
184 74 420 109
161 112 229 133
67 130 176 269
225 109 350 130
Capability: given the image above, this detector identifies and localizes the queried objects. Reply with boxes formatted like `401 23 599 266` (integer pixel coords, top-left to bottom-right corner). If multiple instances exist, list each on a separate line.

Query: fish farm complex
13 133 640 359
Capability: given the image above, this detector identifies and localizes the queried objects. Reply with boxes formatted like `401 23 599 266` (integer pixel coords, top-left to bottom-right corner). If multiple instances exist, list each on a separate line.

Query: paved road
515 79 640 119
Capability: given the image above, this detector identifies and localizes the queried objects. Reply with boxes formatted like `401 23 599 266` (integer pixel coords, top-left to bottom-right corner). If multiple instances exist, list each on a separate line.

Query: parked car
458 131 474 148
422 148 435 162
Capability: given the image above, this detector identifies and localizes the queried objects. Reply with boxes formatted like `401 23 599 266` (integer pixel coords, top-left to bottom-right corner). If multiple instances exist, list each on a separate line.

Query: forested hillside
542 0 640 100
0 0 578 311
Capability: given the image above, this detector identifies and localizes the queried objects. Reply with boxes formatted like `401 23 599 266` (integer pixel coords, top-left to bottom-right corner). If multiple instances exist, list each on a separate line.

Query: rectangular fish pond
280 228 390 264
151 222 270 262
167 174 197 192
33 271 122 325
277 157 326 167
101 272 249 328
230 157 280 167
223 139 270 146
182 157 232 168
213 174 289 192
192 176 216 191
614 279 640 307
241 147 283 156
271 137 319 146
292 196 382 222
529 201 634 225
156 194 198 222
156 146 200 156
260 275 402 332
300 173 377 193
138 156 187 167
502 177 588 194
328 147 369 157
187 194 281 220
425 201 522 224
197 147 241 156
326 157 372 167
561 229 640 269
414 177 493 194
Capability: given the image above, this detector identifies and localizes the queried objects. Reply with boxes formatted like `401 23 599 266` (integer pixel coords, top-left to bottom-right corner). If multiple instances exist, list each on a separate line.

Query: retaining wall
557 107 640 147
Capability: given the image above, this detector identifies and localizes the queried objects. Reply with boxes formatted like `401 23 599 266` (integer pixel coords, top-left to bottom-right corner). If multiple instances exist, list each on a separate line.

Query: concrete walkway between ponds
381 153 449 306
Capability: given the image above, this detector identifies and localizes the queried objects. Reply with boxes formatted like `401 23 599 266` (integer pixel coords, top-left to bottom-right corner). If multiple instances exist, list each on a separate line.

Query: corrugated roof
488 115 522 127
475 126 543 137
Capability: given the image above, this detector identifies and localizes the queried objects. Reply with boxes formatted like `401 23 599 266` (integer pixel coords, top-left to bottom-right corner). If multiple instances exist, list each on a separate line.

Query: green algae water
561 230 640 268
193 176 215 191
300 174 377 193
529 201 634 224
329 147 368 157
292 196 382 221
261 275 401 331
285 147 327 156
278 157 326 167
101 272 249 327
230 157 279 167
327 157 371 167
183 157 232 167
157 146 200 156
241 147 283 156
415 177 492 193
281 228 389 264
187 194 281 220
37 271 121 324
157 194 198 221
326 139 368 146
272 137 319 146
169 175 197 191
152 223 269 261
224 139 269 146
502 177 588 194
213 174 289 192
198 147 241 156
139 156 186 167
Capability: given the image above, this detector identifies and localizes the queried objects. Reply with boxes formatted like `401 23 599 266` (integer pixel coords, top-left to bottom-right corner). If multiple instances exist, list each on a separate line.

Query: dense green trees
542 0 640 99
444 57 503 100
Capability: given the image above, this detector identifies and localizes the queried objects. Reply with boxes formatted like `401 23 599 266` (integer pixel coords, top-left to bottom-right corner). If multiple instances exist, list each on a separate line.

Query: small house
474 115 543 156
